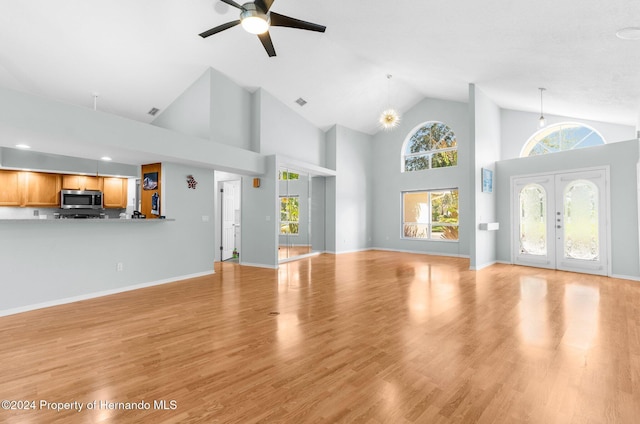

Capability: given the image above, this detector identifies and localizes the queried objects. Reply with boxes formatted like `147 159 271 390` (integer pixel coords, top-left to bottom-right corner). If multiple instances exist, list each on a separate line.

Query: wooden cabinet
23 172 62 207
103 177 128 208
0 170 23 206
0 170 127 208
62 175 102 191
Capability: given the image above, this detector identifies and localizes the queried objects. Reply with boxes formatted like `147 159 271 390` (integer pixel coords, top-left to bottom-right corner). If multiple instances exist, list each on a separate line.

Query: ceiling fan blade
220 0 245 10
255 0 275 13
258 31 277 57
269 12 326 33
199 20 241 38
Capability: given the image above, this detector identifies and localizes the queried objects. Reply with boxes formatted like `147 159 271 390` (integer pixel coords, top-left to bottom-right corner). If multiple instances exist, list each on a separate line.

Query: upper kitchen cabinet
62 175 103 191
23 172 62 207
0 170 23 206
103 177 128 208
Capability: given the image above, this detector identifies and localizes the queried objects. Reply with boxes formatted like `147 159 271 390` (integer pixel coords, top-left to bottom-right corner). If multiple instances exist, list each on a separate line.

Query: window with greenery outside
403 189 458 240
403 122 457 172
521 123 605 157
280 196 299 235
279 171 299 180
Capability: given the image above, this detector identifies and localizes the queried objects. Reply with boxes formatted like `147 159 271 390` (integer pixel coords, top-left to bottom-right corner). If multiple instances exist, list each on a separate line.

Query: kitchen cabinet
0 170 23 206
0 170 126 208
103 177 128 208
23 172 62 207
62 175 102 191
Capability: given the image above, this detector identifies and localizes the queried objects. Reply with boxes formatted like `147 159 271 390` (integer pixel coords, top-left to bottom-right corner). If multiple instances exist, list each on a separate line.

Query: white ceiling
1 0 640 139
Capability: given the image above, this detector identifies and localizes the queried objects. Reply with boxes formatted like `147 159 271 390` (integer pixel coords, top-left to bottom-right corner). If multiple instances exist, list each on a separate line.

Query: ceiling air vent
148 107 160 116
295 98 307 107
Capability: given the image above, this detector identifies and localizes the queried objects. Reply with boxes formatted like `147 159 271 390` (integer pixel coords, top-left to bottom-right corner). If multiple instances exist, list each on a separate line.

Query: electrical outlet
116 262 123 272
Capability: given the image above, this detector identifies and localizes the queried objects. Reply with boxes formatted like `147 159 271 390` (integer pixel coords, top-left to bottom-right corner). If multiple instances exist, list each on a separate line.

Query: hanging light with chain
379 74 401 130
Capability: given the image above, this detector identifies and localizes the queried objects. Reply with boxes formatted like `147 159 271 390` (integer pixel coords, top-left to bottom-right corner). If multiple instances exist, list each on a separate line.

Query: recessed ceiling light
15 144 31 149
101 156 112 161
616 27 640 40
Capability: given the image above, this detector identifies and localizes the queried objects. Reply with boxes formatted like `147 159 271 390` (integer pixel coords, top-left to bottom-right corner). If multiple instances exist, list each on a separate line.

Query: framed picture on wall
482 168 493 193
143 172 158 190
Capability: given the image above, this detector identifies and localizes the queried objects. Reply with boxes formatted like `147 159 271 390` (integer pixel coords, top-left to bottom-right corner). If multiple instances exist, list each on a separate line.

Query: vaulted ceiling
1 0 640 137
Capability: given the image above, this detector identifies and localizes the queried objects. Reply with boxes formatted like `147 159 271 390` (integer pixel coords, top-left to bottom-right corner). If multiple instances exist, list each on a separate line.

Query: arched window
402 121 457 172
521 122 605 157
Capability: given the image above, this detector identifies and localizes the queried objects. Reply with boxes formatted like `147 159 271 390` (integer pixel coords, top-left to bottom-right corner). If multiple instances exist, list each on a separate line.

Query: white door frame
510 166 611 276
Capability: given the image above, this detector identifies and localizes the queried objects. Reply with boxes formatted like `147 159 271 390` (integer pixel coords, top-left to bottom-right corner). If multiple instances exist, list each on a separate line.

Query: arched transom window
521 122 606 157
402 121 458 172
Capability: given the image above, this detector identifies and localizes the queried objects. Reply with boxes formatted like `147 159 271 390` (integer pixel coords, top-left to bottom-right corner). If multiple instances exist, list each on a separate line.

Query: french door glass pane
564 180 599 260
519 184 547 255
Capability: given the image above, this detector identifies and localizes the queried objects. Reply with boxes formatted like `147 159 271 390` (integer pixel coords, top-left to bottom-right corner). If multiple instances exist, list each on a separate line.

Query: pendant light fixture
379 74 401 130
538 87 546 128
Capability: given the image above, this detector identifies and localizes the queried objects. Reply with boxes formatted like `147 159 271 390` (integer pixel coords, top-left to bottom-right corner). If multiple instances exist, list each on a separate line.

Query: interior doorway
511 168 609 276
215 172 242 263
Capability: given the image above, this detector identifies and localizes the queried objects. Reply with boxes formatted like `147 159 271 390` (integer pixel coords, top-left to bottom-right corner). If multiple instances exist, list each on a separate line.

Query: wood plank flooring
0 251 639 423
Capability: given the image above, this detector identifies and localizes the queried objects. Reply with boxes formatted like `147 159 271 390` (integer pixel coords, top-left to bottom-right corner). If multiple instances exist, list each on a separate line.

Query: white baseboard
469 260 498 271
496 260 512 265
239 262 279 269
371 247 470 259
0 270 216 318
611 274 640 282
326 247 374 255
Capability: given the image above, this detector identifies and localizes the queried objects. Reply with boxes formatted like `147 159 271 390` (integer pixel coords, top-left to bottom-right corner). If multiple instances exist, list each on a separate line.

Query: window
402 121 457 172
279 171 299 180
521 122 605 157
402 189 458 240
280 196 299 235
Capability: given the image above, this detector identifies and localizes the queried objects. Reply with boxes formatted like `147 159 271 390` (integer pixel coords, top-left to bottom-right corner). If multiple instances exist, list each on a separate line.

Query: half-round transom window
402 121 458 172
521 122 606 157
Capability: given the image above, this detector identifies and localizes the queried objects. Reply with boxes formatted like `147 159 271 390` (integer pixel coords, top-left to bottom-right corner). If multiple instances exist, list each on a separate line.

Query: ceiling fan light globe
240 6 270 34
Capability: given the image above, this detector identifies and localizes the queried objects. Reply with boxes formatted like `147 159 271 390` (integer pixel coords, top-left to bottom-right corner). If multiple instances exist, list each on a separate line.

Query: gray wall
151 69 212 140
0 147 138 177
311 176 326 252
240 155 278 268
210 68 253 151
0 86 265 175
0 162 216 315
495 139 640 278
256 89 327 167
153 68 253 151
501 109 635 160
372 97 471 257
326 125 373 253
469 85 500 269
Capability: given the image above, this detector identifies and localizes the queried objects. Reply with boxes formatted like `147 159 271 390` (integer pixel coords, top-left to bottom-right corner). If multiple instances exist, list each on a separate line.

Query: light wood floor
1 251 639 423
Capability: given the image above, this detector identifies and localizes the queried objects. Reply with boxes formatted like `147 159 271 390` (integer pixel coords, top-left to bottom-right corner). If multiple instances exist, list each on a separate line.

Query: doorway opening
216 172 242 263
511 168 609 276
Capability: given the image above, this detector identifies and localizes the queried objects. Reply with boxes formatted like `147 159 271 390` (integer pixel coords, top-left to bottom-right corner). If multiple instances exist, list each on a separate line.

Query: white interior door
512 168 608 276
221 181 237 261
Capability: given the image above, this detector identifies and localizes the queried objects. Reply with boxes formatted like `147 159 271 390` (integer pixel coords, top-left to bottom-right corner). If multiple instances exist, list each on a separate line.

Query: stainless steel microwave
60 190 103 209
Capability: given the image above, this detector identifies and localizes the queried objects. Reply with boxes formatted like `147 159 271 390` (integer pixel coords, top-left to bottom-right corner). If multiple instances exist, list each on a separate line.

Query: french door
512 168 608 276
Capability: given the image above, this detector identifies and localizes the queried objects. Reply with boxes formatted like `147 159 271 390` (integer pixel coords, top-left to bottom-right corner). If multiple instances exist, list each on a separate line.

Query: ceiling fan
199 0 326 57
